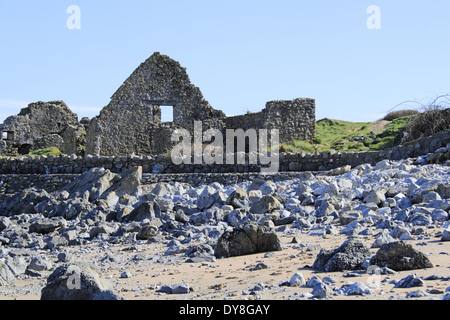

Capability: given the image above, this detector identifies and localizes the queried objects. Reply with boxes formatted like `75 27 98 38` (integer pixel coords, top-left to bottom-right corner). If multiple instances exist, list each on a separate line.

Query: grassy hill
280 116 411 153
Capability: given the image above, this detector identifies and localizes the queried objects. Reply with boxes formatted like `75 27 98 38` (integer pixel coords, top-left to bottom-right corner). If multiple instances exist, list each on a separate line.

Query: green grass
26 147 62 157
280 116 412 153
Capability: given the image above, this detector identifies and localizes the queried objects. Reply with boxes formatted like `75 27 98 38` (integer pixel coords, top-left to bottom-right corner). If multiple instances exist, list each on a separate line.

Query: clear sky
0 0 449 123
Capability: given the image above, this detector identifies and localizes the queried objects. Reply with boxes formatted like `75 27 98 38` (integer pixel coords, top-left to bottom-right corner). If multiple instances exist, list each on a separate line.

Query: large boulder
312 238 371 272
214 222 282 258
58 167 117 202
250 195 283 214
125 201 161 222
29 217 66 234
0 260 15 286
197 186 228 210
226 188 251 209
0 188 52 216
100 166 143 207
370 241 434 271
41 262 123 300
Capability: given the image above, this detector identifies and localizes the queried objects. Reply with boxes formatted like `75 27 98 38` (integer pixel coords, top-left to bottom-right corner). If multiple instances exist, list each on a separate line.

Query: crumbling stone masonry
0 101 81 156
85 52 227 156
85 52 316 156
0 53 316 158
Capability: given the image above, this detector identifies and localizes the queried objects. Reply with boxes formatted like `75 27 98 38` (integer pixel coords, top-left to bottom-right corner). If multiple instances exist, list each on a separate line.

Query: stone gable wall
85 52 226 157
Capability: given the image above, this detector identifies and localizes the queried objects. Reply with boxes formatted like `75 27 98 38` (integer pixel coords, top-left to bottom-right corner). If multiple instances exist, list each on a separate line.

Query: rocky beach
1 151 450 301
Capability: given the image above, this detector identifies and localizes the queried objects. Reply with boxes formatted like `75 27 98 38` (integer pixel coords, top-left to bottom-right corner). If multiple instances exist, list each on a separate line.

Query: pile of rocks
0 156 449 300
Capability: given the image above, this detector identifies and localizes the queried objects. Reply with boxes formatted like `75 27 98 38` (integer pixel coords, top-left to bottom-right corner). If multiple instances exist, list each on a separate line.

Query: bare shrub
405 106 450 141
382 109 418 121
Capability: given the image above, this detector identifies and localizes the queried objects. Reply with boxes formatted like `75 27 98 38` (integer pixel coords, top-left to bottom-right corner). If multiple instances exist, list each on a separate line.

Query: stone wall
225 99 315 143
0 130 448 200
0 101 79 156
85 52 226 157
85 52 315 157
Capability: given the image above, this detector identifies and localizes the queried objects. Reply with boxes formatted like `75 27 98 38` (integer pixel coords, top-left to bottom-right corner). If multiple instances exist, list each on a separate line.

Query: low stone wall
0 130 448 200
0 172 317 202
0 130 449 175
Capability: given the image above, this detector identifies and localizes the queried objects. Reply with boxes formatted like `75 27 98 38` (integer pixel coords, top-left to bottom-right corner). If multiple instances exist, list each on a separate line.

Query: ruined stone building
0 101 86 156
85 52 316 156
0 52 315 157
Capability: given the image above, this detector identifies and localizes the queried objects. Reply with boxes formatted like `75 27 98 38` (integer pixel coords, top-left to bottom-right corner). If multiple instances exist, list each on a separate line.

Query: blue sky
0 0 449 123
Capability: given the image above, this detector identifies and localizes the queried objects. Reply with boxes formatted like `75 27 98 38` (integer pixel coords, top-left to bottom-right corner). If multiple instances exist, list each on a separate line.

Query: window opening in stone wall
160 105 174 123
2 131 14 140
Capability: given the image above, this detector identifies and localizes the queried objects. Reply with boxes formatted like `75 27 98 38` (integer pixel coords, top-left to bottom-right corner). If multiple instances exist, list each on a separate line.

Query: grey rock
157 198 174 212
137 224 159 240
89 221 119 239
340 221 364 236
58 167 117 202
364 190 386 205
343 281 374 296
158 284 190 295
225 209 252 228
250 195 283 214
441 227 450 242
29 217 66 234
0 217 11 231
431 209 448 222
371 229 395 248
49 197 94 220
394 274 424 288
148 182 172 198
185 244 216 263
46 236 69 250
406 289 429 298
41 262 123 300
390 226 412 239
197 186 227 210
4 257 28 276
259 181 277 196
371 241 434 271
214 222 282 258
0 188 52 216
0 260 15 286
423 191 442 202
250 262 268 271
100 166 143 207
226 188 250 209
311 282 333 299
322 276 338 285
408 213 432 226
27 256 53 272
57 252 74 263
339 210 361 225
306 275 324 288
289 272 306 287
312 238 371 272
125 201 161 222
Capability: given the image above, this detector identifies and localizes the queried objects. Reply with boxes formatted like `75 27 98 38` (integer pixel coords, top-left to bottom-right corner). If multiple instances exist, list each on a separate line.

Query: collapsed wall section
225 98 316 142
